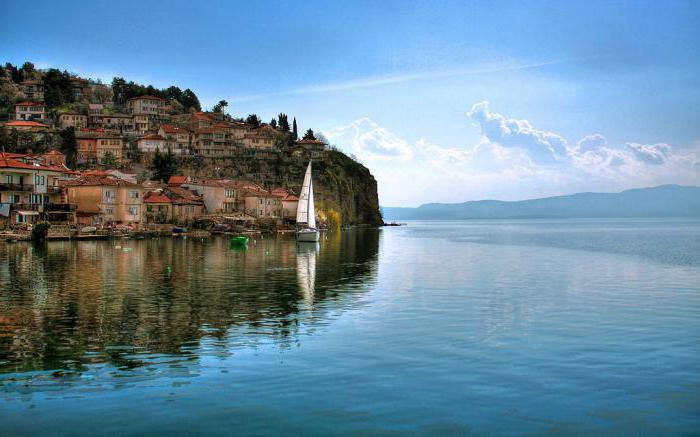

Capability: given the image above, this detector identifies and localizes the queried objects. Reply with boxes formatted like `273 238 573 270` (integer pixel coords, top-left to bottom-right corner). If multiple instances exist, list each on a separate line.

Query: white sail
296 162 316 228
308 176 316 229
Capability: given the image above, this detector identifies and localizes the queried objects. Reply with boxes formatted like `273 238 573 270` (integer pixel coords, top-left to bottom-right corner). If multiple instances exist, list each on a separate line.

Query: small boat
296 161 320 242
80 226 97 233
172 226 188 234
229 235 249 247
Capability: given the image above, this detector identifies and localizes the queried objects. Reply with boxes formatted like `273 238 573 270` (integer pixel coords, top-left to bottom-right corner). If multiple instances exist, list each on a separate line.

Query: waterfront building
182 179 260 214
0 152 75 226
242 187 284 219
64 175 144 226
143 187 205 224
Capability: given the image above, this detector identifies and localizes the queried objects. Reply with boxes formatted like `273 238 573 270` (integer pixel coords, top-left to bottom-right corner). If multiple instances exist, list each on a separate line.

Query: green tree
43 69 74 108
150 148 179 182
292 117 298 139
246 114 261 128
277 113 289 131
101 151 118 168
182 89 201 112
213 99 228 114
302 128 316 141
269 118 277 128
59 127 78 167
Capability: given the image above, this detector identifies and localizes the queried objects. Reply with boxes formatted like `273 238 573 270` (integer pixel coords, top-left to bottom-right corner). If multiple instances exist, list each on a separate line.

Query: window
5 175 12 184
128 207 138 216
225 189 235 198
105 190 114 199
128 191 139 199
105 207 113 214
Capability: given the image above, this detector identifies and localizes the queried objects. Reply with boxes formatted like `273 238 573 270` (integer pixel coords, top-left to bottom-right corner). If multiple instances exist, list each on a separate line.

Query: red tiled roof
0 152 62 172
128 95 165 101
139 134 164 140
4 120 49 128
296 139 326 145
167 175 189 186
144 188 203 205
159 124 189 134
64 175 140 187
143 193 171 203
15 101 44 107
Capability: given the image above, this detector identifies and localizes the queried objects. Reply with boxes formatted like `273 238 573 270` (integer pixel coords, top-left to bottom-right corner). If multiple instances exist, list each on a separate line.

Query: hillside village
0 62 382 234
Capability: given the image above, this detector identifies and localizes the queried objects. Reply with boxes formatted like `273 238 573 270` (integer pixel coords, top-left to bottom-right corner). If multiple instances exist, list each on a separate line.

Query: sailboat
296 161 320 242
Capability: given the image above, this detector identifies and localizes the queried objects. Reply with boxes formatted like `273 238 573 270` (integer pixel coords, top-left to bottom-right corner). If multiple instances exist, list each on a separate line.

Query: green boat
229 236 250 247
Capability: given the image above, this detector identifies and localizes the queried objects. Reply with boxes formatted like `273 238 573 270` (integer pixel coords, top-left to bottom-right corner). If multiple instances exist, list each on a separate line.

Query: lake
1 219 699 434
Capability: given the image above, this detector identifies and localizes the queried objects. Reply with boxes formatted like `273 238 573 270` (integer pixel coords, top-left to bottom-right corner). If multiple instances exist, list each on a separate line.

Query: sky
3 0 700 206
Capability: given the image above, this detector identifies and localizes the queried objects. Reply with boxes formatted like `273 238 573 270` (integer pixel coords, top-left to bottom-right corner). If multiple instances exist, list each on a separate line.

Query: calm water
1 219 699 435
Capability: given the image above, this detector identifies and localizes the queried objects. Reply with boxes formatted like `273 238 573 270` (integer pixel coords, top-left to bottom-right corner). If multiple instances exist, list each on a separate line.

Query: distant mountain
382 185 700 220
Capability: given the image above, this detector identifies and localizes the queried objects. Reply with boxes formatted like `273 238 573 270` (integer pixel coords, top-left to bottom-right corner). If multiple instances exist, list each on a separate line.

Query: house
58 112 88 129
158 124 191 155
127 95 167 116
0 152 74 227
243 124 278 149
133 114 150 134
40 150 67 167
182 179 260 214
19 80 44 101
64 175 144 226
76 130 124 163
90 113 134 133
14 102 46 121
294 138 327 157
271 188 299 220
242 187 284 219
143 187 205 224
88 104 104 116
137 134 165 153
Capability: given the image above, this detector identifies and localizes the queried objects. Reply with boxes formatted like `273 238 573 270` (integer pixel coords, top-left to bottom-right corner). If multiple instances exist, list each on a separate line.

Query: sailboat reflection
296 242 319 304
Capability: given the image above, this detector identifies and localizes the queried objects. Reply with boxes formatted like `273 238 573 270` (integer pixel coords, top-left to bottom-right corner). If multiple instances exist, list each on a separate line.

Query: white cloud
323 103 700 206
626 142 672 165
467 101 568 164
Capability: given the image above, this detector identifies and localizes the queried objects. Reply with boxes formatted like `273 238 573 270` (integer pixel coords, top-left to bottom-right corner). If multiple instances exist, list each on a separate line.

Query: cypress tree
292 117 298 139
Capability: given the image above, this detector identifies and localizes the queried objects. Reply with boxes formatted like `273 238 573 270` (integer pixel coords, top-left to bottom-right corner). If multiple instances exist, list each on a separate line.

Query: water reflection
0 229 380 374
296 242 319 305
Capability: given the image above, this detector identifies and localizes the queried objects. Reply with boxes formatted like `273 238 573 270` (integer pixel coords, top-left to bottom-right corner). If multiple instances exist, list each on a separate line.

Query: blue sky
3 0 700 205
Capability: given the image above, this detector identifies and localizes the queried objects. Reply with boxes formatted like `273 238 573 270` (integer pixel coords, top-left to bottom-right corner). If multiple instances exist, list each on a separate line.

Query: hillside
382 185 700 220
179 149 383 227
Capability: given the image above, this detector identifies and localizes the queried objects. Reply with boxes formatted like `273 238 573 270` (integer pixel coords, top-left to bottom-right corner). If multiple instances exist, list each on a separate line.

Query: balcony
0 183 34 192
10 203 76 213
45 203 77 212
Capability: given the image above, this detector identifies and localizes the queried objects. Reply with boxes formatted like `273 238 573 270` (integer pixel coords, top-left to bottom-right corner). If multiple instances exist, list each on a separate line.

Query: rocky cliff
180 150 383 227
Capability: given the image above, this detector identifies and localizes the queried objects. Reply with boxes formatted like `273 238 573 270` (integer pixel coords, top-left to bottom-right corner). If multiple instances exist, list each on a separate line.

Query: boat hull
296 229 319 242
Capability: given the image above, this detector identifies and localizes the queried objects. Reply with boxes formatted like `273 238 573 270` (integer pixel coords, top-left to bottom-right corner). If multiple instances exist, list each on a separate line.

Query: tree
21 62 35 76
182 89 201 112
246 114 261 128
43 69 74 108
213 99 228 114
292 117 298 139
302 128 316 141
269 118 277 128
101 151 118 168
277 113 289 131
150 148 179 182
59 127 78 167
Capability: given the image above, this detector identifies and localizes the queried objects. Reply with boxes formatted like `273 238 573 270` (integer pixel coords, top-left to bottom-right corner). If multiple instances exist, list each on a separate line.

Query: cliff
179 150 383 227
